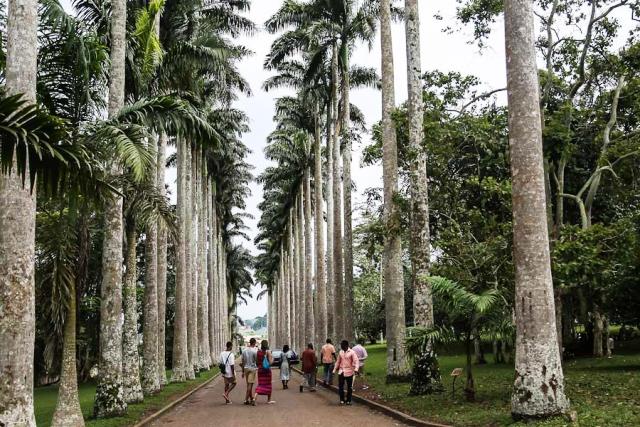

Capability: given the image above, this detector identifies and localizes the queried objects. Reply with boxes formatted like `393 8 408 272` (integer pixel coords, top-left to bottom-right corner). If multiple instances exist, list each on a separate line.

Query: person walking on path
333 340 359 405
352 341 369 390
321 339 336 386
280 344 293 389
220 341 237 404
255 340 275 405
300 343 317 393
240 337 258 405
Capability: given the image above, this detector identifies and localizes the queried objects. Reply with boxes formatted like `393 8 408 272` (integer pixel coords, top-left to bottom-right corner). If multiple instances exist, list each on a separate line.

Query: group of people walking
218 338 368 406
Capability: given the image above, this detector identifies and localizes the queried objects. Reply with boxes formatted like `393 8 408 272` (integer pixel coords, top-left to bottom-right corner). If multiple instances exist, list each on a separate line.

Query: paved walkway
150 370 407 427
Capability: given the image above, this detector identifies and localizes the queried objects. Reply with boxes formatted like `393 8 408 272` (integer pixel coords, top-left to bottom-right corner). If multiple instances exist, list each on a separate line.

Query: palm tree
404 0 441 391
0 0 38 424
380 0 409 380
504 0 569 418
93 0 128 416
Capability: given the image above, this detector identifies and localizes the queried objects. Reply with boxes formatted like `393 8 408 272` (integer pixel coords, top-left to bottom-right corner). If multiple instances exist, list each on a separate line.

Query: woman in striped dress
254 340 275 404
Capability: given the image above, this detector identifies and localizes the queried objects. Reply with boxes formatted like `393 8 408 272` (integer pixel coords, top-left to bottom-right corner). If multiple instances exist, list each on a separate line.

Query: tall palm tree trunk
504 0 569 418
380 0 409 381
341 46 354 343
297 189 306 349
122 224 144 403
142 136 160 395
198 158 211 369
208 180 217 358
331 44 345 340
405 0 433 329
156 133 168 386
325 102 335 341
314 108 328 345
94 0 128 416
291 206 298 349
304 167 315 346
51 279 84 427
172 138 191 382
0 0 38 424
186 145 197 377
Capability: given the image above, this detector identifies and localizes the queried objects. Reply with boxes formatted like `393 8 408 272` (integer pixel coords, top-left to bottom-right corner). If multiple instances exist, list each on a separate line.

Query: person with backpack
254 340 275 405
333 340 359 405
219 341 236 404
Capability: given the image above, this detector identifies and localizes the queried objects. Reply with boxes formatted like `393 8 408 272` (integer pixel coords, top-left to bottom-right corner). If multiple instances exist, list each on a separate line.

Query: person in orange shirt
333 340 359 405
320 339 336 386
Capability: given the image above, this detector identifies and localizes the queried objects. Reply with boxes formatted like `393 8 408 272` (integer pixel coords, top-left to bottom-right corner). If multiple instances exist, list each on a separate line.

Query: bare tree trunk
326 102 335 342
381 0 409 380
172 138 191 382
208 180 217 358
314 107 328 346
186 145 197 377
197 153 211 370
156 133 168 386
331 44 345 341
341 47 354 343
593 304 604 357
122 225 144 403
142 136 160 395
51 280 84 427
405 0 433 329
94 0 128 415
505 0 569 418
297 192 305 350
304 167 315 346
0 0 38 424
291 206 298 350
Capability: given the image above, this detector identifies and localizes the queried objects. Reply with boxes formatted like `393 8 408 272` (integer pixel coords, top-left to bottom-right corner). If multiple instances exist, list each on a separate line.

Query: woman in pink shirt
333 340 359 405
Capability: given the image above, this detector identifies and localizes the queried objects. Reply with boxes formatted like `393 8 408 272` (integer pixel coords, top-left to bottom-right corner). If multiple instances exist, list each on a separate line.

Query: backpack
218 352 232 374
288 351 300 365
261 351 271 369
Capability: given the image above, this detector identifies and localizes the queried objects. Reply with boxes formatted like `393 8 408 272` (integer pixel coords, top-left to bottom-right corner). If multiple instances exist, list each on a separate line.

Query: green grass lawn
362 342 640 427
35 369 218 427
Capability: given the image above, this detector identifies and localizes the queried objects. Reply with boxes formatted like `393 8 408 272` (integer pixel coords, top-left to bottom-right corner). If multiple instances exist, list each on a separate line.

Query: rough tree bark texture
142 135 160 395
331 44 345 341
198 158 211 369
94 0 128 415
156 133 168 386
304 168 315 346
0 0 38 425
172 138 191 382
122 226 144 404
405 0 433 329
341 47 354 343
314 108 328 345
504 0 569 418
51 282 84 427
380 0 409 380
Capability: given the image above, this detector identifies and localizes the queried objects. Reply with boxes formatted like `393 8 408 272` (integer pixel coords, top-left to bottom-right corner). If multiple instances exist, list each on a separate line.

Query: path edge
292 368 450 427
133 373 220 427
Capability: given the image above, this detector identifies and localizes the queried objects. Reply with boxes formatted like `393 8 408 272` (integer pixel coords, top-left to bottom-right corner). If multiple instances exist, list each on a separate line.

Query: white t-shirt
220 351 235 378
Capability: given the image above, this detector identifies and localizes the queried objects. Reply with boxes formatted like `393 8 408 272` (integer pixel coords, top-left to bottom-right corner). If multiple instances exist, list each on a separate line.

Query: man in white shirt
220 341 236 404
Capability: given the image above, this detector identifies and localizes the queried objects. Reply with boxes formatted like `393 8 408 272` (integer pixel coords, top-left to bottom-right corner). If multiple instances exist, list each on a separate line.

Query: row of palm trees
0 0 255 425
256 0 570 420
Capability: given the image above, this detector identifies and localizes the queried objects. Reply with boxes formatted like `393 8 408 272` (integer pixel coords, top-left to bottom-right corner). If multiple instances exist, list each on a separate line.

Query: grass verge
35 369 218 427
361 342 640 426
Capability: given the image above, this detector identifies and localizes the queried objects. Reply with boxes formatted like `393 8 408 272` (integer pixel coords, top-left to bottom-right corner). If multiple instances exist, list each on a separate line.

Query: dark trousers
323 363 334 384
338 374 354 403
